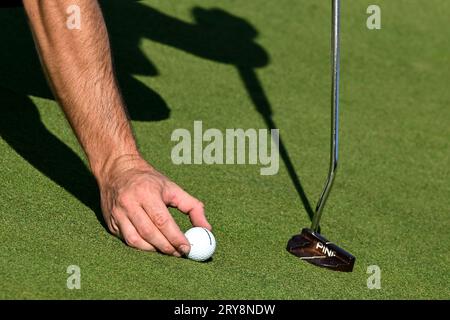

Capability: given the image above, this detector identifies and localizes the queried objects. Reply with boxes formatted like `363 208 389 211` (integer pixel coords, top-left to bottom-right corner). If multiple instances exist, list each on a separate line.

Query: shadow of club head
287 228 355 272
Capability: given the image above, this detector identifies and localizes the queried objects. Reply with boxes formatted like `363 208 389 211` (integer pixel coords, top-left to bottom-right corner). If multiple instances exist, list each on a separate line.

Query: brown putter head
287 228 355 272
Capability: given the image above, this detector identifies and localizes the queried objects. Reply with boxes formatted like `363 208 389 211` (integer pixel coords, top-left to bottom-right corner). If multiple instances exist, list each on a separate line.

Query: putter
287 0 355 272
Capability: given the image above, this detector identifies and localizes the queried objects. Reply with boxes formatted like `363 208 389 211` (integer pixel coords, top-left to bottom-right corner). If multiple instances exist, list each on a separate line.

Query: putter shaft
311 0 340 231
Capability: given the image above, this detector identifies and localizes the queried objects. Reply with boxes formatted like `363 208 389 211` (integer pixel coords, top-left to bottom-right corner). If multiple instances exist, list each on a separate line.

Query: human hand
97 155 211 257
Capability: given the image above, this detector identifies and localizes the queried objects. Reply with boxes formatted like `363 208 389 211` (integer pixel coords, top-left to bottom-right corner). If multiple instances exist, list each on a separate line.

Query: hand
97 155 211 257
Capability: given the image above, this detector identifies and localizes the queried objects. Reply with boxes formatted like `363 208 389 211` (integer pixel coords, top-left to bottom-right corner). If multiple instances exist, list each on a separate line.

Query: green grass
0 0 449 299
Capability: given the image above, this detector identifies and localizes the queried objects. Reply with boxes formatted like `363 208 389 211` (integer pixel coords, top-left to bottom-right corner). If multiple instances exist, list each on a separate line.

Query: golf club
287 0 355 272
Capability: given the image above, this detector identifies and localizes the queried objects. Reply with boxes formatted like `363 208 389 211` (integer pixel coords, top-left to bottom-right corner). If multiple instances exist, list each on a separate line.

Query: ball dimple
184 227 216 262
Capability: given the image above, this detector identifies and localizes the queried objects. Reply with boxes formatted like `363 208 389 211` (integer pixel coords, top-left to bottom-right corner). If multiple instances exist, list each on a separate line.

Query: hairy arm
23 0 210 256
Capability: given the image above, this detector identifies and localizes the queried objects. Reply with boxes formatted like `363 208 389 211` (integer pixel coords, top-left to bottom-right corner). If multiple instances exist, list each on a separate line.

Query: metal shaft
311 0 340 232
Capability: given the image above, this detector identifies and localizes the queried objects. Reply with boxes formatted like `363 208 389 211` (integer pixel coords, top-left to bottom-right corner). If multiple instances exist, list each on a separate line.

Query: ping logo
316 242 336 257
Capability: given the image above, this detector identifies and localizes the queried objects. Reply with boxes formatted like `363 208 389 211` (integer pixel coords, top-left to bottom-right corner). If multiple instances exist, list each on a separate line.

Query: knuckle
153 211 169 228
160 244 175 255
166 181 178 192
125 234 140 248
135 186 148 198
165 189 177 203
163 181 178 197
139 225 154 239
117 193 132 206
148 187 162 199
137 182 160 199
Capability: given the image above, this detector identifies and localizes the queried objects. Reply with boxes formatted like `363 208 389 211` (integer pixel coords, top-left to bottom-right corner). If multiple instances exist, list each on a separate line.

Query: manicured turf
1 0 449 299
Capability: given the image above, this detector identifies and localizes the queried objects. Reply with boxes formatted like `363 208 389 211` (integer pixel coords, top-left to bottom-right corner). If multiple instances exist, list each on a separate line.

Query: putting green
0 0 449 299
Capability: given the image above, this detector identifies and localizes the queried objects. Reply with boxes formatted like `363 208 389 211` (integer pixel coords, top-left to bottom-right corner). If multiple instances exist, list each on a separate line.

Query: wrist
91 150 145 185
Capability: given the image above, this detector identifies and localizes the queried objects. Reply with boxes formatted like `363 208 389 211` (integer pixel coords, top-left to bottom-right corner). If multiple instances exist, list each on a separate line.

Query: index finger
165 184 212 230
142 197 191 255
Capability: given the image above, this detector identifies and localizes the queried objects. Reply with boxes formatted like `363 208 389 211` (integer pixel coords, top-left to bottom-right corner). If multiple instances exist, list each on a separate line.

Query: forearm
23 0 139 180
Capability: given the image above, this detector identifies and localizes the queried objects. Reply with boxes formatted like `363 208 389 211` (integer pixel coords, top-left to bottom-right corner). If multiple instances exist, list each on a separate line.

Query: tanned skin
22 0 211 257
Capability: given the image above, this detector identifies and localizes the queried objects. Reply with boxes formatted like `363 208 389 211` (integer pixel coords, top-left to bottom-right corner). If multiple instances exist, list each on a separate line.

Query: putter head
287 228 355 272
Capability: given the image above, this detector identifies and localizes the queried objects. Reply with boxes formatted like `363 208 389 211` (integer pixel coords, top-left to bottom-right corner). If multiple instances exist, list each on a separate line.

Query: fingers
102 166 211 257
141 199 191 256
166 184 212 230
115 214 156 252
127 206 183 257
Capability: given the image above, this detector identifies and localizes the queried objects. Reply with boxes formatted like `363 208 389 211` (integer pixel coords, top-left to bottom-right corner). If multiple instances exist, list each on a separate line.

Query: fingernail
179 245 190 256
173 251 181 258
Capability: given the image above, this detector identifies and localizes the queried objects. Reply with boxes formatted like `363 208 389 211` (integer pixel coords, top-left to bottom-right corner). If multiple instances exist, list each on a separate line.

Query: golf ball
184 227 216 262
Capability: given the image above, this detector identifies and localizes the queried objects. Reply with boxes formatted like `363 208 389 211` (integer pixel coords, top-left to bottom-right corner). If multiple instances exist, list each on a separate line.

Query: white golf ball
184 227 216 262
